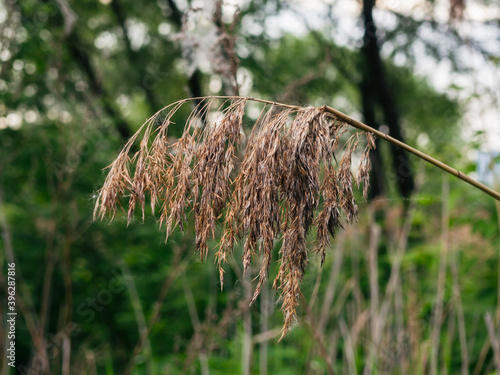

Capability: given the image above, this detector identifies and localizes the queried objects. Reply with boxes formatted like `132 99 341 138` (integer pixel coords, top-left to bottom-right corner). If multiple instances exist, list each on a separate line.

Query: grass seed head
94 96 375 337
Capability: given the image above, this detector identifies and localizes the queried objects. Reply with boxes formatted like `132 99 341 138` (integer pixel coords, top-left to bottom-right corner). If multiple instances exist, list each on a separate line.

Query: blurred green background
1 0 500 374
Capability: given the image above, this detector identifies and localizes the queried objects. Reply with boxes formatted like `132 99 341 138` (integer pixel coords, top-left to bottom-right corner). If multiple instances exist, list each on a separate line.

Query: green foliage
1 0 499 374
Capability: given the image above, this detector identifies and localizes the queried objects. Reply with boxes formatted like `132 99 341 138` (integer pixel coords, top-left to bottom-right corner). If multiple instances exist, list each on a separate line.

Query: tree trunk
361 0 415 198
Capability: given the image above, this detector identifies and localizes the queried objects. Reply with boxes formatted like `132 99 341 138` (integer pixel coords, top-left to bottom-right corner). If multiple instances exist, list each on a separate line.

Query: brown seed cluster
94 96 375 338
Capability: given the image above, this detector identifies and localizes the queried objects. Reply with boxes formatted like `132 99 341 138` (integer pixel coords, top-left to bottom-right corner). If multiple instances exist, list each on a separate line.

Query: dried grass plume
94 96 375 338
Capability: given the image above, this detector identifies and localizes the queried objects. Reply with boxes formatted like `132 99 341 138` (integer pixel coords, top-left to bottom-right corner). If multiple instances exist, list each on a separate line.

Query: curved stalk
191 96 500 202
323 104 500 201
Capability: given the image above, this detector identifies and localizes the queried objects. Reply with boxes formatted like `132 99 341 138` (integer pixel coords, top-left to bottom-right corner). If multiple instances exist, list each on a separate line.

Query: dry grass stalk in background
94 96 375 337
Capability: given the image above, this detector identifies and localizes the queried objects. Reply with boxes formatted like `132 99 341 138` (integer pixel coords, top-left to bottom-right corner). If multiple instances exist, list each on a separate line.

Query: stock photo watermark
6 262 16 368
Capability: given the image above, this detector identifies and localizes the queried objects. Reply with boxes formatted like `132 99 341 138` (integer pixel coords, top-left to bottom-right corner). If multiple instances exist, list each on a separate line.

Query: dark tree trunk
164 0 205 106
361 0 415 198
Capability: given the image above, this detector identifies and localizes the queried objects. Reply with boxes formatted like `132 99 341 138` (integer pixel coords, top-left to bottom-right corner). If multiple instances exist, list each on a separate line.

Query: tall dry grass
94 96 375 336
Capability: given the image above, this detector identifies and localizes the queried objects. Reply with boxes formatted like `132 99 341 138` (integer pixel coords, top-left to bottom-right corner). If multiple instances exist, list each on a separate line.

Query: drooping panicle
356 132 376 199
337 135 360 224
193 99 246 259
94 96 374 337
